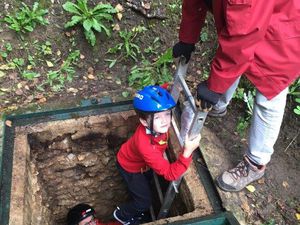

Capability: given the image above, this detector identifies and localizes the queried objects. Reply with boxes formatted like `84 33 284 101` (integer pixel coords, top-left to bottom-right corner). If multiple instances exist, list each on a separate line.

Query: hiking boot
113 207 143 225
208 108 227 117
113 207 129 225
216 156 265 192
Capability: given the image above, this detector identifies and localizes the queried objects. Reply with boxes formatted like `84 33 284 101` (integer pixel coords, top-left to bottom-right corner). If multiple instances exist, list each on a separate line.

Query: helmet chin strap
149 114 157 136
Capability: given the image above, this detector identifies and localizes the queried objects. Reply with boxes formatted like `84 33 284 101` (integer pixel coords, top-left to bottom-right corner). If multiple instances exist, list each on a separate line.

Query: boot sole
215 173 265 192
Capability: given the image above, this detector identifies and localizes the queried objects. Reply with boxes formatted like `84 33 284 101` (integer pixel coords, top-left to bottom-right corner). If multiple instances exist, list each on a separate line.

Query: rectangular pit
1 101 228 225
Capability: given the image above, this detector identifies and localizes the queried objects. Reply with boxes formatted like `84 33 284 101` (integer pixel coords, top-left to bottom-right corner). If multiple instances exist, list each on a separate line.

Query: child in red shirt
113 85 201 225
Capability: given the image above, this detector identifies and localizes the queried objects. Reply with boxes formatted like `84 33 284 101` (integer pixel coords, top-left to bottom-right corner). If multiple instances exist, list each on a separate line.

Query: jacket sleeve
139 143 192 181
179 0 208 43
208 0 275 93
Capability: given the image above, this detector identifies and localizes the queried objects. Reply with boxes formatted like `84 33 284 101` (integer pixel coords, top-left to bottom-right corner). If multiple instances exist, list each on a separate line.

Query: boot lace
229 160 250 180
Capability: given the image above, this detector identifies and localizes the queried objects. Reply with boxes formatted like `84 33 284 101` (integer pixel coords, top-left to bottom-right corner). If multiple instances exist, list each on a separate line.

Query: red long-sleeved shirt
179 0 300 100
117 124 192 181
96 219 121 225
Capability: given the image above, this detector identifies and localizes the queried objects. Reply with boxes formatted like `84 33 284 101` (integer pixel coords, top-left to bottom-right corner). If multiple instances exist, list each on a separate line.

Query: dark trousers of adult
116 161 153 222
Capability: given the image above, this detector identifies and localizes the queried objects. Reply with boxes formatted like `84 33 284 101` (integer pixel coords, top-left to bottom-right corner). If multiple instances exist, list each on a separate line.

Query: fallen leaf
277 200 285 210
142 2 151 10
15 89 23 95
241 200 251 214
17 82 23 89
56 50 61 56
0 70 5 78
115 78 121 85
115 3 124 12
296 213 300 220
87 74 95 80
87 67 94 74
0 64 12 70
35 93 44 99
25 95 34 103
46 60 54 67
5 120 12 127
246 185 256 192
0 88 10 92
80 54 85 59
117 12 123 21
67 87 78 93
113 23 120 31
282 181 289 188
27 65 33 70
257 178 265 184
37 97 47 103
65 31 71 37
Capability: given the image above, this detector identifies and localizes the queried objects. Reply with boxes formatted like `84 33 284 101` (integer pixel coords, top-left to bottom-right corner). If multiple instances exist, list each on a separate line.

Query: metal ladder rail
156 58 208 220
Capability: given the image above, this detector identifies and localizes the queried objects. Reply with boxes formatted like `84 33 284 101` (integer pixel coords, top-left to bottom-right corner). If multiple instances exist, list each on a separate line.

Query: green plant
200 30 209 42
236 117 249 137
3 2 48 33
0 42 13 59
46 50 80 91
260 219 276 225
40 41 52 55
236 89 255 137
289 78 300 115
167 0 182 13
12 58 25 69
128 48 173 89
63 0 117 46
106 25 146 67
22 71 40 80
144 37 161 55
243 90 254 116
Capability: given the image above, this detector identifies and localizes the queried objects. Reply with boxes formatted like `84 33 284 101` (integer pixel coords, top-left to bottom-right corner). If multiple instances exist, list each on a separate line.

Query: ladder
154 58 208 220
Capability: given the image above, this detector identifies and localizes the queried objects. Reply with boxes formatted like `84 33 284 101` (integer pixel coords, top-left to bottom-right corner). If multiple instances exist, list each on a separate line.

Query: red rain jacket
179 0 300 99
117 124 192 181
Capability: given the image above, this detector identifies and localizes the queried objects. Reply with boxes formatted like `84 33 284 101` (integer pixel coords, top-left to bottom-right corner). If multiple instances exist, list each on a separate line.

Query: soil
0 0 299 225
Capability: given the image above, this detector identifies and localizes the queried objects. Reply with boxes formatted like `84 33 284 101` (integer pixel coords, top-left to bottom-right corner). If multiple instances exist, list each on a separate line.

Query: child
113 85 201 225
67 203 121 225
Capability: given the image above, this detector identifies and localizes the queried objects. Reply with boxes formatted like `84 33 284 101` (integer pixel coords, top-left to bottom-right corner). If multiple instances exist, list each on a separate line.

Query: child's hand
182 134 201 158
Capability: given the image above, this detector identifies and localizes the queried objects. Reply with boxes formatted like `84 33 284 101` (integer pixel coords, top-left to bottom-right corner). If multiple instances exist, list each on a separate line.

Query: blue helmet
133 85 176 113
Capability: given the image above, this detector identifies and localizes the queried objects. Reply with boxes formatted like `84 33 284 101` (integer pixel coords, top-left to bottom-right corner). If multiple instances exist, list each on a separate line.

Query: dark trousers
116 161 153 221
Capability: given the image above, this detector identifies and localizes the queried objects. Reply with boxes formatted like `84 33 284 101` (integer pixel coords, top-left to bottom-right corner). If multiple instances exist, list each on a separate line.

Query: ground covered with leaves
0 0 299 224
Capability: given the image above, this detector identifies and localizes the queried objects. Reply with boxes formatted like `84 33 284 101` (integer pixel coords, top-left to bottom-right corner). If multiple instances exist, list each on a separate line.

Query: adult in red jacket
67 203 121 225
173 0 300 192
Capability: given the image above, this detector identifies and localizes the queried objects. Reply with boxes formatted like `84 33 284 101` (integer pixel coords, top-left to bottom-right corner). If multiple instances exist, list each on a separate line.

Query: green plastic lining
168 212 240 225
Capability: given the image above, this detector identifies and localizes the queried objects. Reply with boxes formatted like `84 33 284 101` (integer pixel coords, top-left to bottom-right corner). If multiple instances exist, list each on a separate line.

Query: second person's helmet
67 203 95 225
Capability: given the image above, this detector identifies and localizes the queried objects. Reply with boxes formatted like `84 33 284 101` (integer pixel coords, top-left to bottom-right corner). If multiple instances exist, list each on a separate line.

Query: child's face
152 110 172 134
79 215 96 225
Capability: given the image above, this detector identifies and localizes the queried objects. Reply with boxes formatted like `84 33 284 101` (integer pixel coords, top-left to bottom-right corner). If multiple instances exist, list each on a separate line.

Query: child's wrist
182 148 192 158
